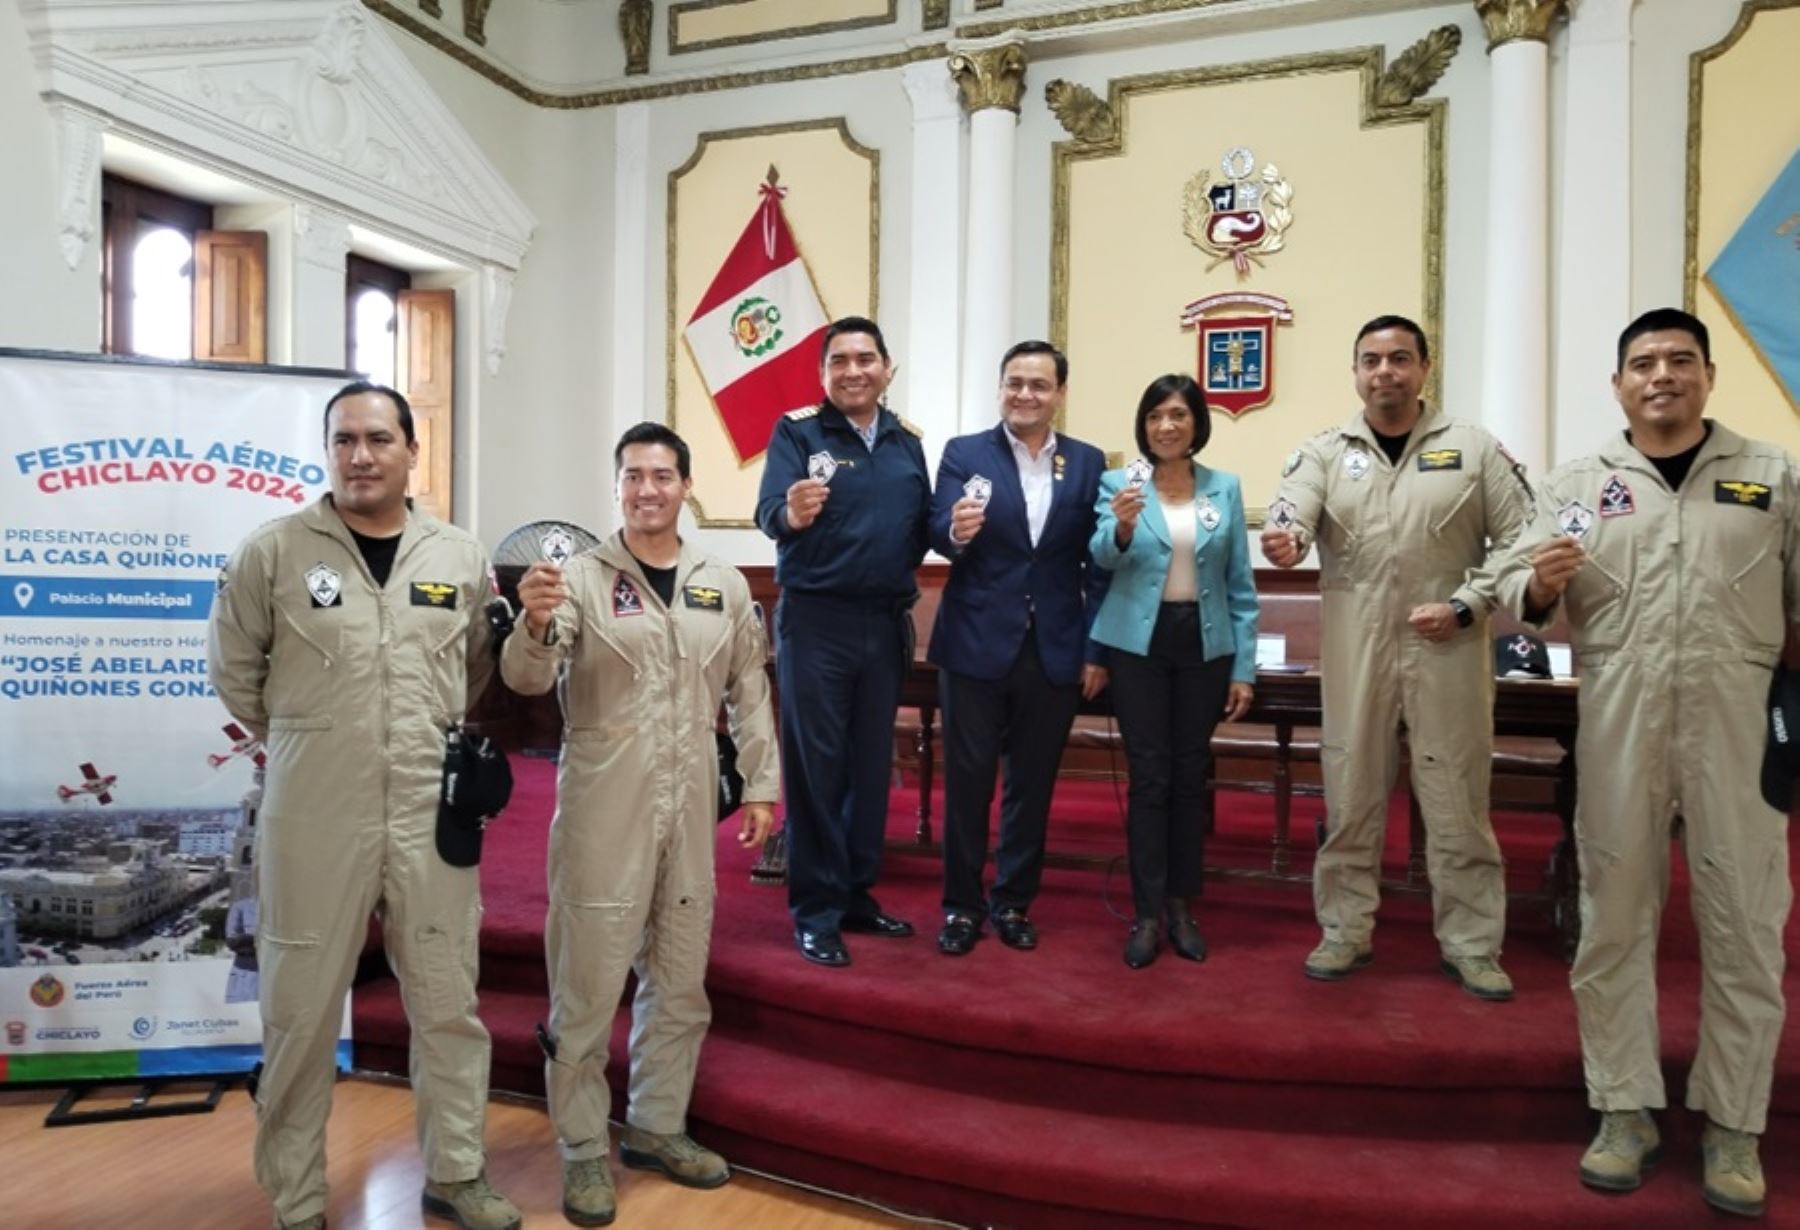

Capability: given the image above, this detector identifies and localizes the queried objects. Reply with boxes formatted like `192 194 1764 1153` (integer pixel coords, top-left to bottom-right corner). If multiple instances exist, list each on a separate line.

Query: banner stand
44 1072 236 1127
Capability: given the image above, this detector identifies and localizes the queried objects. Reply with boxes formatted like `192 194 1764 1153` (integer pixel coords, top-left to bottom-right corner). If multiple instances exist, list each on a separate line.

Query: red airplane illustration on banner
208 722 265 769
57 762 117 805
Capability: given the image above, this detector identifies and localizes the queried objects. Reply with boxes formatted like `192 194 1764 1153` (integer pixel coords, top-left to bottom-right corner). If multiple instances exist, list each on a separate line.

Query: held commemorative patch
683 585 724 611
1715 480 1772 510
1417 449 1462 471
410 581 458 609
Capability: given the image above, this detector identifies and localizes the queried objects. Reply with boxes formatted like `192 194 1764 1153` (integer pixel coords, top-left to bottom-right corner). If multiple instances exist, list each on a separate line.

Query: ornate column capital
293 203 352 272
1474 0 1569 51
948 37 1027 116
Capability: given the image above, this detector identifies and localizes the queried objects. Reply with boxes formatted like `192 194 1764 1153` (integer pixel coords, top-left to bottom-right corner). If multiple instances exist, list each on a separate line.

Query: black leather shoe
795 927 850 967
990 908 1038 951
1124 919 1159 969
840 911 915 938
1166 917 1207 962
1165 901 1207 963
937 913 979 956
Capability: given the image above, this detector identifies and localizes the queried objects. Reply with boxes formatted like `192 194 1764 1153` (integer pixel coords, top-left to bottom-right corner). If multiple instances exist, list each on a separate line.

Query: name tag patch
684 585 724 611
410 582 458 609
1716 480 1772 510
1417 449 1462 472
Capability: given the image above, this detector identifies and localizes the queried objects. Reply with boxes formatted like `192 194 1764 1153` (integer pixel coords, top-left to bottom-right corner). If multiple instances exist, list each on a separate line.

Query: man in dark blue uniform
756 316 931 967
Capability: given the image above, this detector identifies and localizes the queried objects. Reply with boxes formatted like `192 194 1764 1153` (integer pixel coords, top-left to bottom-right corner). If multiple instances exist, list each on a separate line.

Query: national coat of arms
1182 146 1294 279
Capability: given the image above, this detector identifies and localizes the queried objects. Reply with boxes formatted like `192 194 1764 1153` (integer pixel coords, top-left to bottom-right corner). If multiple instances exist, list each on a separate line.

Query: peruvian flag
684 173 830 461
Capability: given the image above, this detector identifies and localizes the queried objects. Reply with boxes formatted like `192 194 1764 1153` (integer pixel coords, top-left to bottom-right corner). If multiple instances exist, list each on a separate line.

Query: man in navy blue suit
928 340 1108 955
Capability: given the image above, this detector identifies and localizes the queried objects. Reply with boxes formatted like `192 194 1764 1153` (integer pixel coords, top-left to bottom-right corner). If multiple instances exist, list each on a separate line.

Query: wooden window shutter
193 230 267 363
397 287 455 522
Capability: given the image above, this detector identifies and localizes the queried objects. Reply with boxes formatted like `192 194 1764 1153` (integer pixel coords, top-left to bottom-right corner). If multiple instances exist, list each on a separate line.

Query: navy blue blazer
927 425 1106 686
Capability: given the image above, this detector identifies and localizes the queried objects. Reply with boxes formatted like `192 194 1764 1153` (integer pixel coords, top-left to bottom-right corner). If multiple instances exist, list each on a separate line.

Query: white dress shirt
1006 424 1057 548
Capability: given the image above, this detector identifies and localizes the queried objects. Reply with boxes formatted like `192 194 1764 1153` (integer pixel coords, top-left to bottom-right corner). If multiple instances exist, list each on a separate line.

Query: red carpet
353 756 1800 1228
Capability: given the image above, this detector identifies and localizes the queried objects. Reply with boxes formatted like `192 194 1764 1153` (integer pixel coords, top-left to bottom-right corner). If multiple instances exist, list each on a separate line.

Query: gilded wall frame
669 0 899 56
666 118 881 528
1683 0 1800 313
1050 47 1448 526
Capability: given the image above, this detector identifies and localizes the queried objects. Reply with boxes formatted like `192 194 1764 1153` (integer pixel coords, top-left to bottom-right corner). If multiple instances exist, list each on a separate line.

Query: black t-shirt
350 529 402 588
1372 428 1410 466
1632 422 1712 492
631 554 678 608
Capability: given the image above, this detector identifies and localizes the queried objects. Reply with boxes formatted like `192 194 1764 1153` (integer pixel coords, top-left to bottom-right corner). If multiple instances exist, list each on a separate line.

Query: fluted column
1553 0 1637 466
1475 0 1567 473
949 35 1026 433
902 59 966 459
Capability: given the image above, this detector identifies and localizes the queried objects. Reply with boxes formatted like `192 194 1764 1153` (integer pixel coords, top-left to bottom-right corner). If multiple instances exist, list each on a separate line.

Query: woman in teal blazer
1090 374 1259 969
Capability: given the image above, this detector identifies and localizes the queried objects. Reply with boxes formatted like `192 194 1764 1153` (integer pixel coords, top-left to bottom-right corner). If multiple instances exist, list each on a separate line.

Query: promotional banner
0 351 352 1081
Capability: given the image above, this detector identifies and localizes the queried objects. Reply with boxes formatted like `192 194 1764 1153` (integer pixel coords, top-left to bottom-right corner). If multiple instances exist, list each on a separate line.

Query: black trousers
1107 602 1232 921
939 634 1081 919
777 592 911 935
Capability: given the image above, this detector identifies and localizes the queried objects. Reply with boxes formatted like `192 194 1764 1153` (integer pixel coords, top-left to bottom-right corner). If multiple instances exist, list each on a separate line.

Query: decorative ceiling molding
20 0 536 283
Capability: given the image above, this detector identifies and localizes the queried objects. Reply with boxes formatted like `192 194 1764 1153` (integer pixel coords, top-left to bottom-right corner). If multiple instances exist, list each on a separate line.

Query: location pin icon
13 582 33 609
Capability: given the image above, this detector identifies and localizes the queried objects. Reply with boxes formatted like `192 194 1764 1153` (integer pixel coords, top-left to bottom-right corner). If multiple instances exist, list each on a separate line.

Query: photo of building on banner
0 353 352 1082
683 167 831 462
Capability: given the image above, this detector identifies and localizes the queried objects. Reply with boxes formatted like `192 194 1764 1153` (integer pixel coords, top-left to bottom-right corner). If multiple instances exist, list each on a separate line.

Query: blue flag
1707 148 1800 408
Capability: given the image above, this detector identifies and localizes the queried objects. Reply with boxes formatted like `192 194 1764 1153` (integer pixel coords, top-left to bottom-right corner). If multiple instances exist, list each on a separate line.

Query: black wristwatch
1447 598 1474 629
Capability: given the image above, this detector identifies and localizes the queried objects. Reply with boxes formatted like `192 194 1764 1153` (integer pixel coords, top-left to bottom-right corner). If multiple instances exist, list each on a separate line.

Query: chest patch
612 574 645 617
410 582 458 609
1342 448 1372 481
1417 448 1462 472
1556 499 1595 541
1598 474 1635 518
1716 480 1772 510
1196 496 1222 532
684 584 724 611
304 563 342 609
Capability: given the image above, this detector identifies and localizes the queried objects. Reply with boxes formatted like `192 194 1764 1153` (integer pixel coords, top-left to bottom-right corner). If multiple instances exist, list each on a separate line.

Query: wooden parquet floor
0 1076 938 1229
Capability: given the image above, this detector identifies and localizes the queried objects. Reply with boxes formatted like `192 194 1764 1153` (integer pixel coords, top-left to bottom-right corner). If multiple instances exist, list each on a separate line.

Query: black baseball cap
1494 632 1552 679
1761 664 1800 814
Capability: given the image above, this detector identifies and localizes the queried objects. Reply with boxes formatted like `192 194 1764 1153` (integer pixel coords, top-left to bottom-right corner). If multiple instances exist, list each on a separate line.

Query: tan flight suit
499 534 777 1160
1496 422 1798 1133
1273 406 1535 957
207 497 498 1226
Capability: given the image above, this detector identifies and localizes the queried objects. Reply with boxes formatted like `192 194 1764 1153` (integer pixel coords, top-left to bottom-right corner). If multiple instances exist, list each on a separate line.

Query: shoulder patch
785 406 820 421
898 416 925 440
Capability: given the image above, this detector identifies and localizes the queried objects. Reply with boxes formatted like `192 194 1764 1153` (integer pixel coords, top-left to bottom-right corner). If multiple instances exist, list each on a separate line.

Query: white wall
0 1 98 351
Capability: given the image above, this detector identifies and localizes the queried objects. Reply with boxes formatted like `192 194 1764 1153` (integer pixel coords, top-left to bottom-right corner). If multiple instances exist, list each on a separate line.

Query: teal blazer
1088 462 1259 683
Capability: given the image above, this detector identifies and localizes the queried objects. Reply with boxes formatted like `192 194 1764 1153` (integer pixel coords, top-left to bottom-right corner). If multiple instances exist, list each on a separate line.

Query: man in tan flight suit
1262 315 1534 1000
209 382 519 1230
1498 309 1796 1218
502 423 778 1227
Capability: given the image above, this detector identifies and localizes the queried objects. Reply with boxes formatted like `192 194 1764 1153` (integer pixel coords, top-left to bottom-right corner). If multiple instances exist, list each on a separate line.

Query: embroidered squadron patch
216 569 230 594
1342 448 1371 481
684 585 724 611
1598 474 1635 518
1417 449 1462 472
410 582 457 609
1716 480 1772 510
304 563 342 608
1556 499 1595 541
963 475 993 510
540 525 576 565
807 452 838 484
1281 448 1303 478
1125 458 1154 489
1196 496 1222 532
1267 497 1298 530
613 574 644 617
